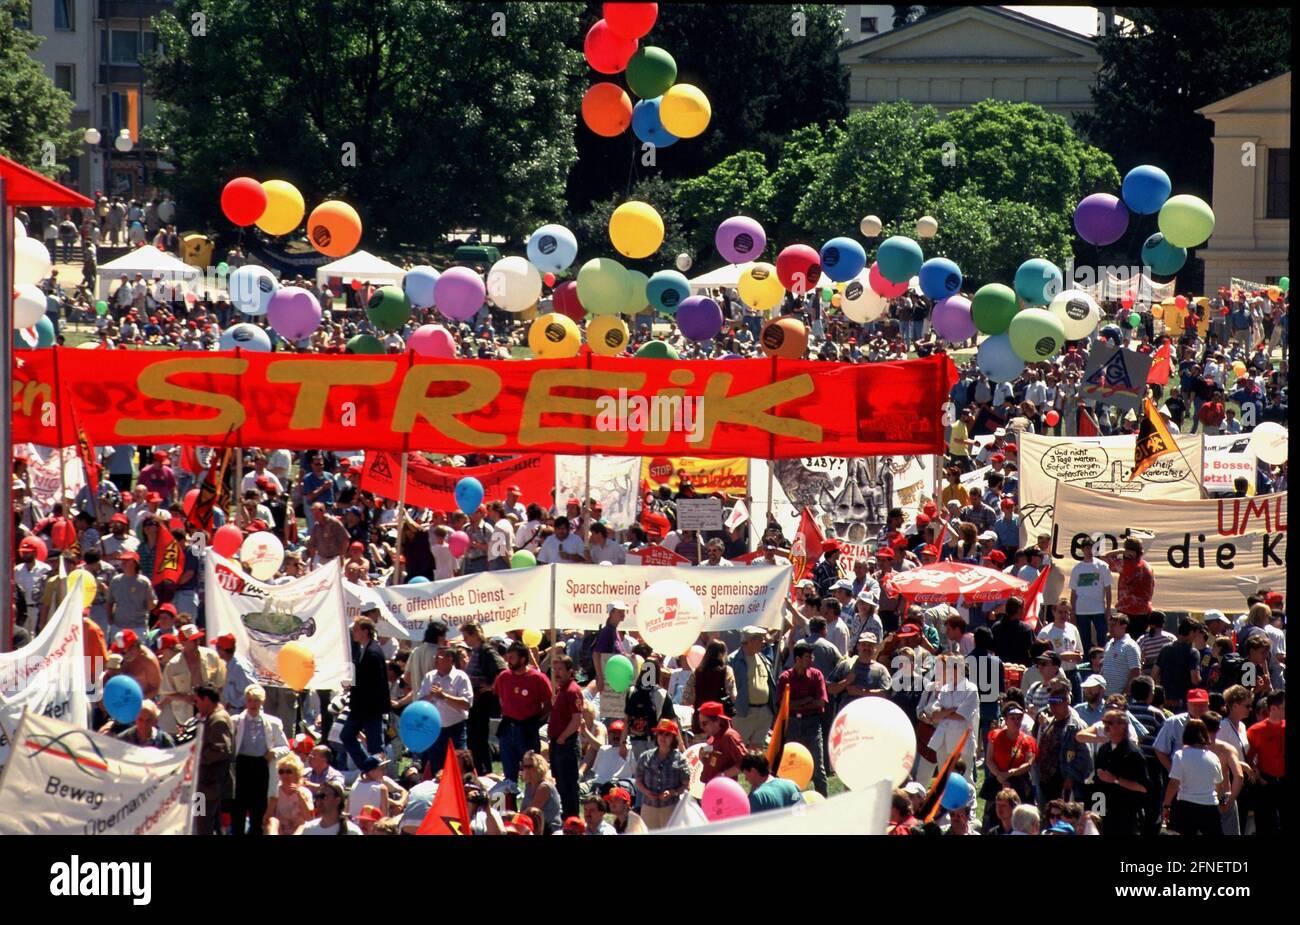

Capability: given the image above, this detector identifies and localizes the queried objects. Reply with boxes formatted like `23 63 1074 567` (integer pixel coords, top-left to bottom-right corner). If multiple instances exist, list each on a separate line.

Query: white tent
688 262 757 294
315 250 406 289
96 247 202 299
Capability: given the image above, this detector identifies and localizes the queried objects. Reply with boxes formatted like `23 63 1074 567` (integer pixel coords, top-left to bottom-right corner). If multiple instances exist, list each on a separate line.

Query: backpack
1216 652 1247 690
578 631 599 681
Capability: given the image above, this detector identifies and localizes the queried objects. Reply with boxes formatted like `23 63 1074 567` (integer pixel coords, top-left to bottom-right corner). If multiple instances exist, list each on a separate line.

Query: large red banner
14 349 956 458
360 451 555 510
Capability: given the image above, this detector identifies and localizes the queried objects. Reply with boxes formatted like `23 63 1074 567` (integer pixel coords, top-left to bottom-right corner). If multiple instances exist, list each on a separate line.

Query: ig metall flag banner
0 710 201 835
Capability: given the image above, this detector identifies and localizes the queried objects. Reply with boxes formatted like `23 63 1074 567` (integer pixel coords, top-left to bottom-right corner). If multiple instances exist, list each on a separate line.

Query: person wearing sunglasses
294 781 361 835
1093 709 1150 835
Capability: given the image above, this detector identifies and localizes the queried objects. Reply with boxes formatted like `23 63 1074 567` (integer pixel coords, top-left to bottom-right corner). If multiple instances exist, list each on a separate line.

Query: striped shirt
1101 635 1142 699
1138 629 1176 669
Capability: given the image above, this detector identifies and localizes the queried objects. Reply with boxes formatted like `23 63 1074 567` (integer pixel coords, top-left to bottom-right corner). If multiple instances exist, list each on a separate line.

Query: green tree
150 0 586 245
673 151 771 260
1077 8 1291 199
0 0 79 175
571 176 690 274
758 123 842 245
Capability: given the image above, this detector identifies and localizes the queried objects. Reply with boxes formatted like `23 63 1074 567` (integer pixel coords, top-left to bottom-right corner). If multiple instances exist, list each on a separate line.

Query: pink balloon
448 530 471 558
868 262 908 298
701 777 751 822
685 644 706 671
213 524 244 559
266 287 322 341
434 267 486 321
407 324 457 358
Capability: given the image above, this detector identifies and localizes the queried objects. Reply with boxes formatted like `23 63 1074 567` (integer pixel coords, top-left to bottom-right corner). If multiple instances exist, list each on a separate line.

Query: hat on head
607 787 633 804
608 720 625 732
562 816 586 833
507 813 534 835
1003 704 1025 718
146 492 163 504
1003 443 1018 454
903 781 928 798
831 578 854 593
896 625 920 639
357 805 384 824
156 602 178 616
1081 674 1107 691
215 633 237 651
857 588 880 606
119 550 140 563
359 754 389 773
1036 651 1062 667
698 702 727 719
822 539 841 554
292 733 316 754
915 513 931 527
796 578 817 590
158 633 179 649
607 600 628 613
1000 497 1016 510
110 512 129 525
741 625 767 639
1187 688 1210 704
178 624 204 643
859 632 880 646
991 453 1005 464
978 530 997 542
985 550 1007 565
876 547 894 560
1203 610 1229 626
506 484 522 494
994 428 1007 438
1264 591 1284 608
651 719 680 737
919 544 940 558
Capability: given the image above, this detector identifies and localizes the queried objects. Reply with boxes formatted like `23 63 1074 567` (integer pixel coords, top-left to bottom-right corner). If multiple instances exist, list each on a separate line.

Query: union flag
416 741 472 836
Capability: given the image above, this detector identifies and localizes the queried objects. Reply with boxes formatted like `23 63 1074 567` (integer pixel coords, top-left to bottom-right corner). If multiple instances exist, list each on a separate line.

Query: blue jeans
786 713 828 796
498 716 542 784
1076 612 1106 654
422 720 467 771
340 713 385 771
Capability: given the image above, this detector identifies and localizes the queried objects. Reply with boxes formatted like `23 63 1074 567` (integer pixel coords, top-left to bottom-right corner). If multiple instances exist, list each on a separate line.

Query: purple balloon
406 324 457 358
1074 193 1130 246
434 266 486 321
715 215 766 264
932 295 976 342
266 287 322 341
676 295 723 341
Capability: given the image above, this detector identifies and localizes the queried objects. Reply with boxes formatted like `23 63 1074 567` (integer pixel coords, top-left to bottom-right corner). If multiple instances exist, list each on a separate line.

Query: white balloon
14 215 26 238
915 215 939 238
84 127 101 146
675 253 693 272
486 256 542 313
828 696 916 789
240 531 284 581
1048 289 1101 340
635 579 705 658
115 133 133 152
859 215 882 238
219 322 272 352
14 236 52 285
840 275 889 323
13 283 47 329
1250 421 1288 466
227 265 279 315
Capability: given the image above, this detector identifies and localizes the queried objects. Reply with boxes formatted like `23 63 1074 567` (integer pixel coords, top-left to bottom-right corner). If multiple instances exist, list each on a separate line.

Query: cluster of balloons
220 177 363 258
581 4 711 147
11 220 55 344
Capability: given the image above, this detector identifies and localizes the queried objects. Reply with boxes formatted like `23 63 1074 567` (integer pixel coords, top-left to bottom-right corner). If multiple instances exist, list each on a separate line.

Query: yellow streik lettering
696 372 820 445
19 380 53 418
265 359 397 430
519 369 645 447
118 358 247 437
391 365 506 447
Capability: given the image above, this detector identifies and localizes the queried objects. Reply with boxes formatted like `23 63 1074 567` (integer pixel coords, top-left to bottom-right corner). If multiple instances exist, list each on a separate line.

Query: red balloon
21 535 48 563
183 488 200 517
869 262 908 298
1121 295 1135 310
350 278 363 291
1045 410 1061 427
213 524 244 559
1175 294 1188 309
584 19 638 74
220 177 268 226
543 272 556 288
775 244 822 295
552 280 584 321
603 2 658 39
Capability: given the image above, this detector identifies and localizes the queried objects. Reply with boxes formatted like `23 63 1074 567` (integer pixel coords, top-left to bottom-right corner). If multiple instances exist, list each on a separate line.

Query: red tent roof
0 154 93 208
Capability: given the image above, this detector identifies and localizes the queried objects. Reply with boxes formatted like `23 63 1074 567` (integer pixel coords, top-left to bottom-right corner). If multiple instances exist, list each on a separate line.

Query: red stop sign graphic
648 457 673 483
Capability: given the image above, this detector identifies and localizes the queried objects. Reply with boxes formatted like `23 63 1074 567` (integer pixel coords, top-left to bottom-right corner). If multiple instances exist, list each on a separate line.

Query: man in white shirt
1068 535 1113 654
416 646 474 762
584 719 636 784
241 452 284 495
748 543 792 569
586 522 627 565
700 538 733 567
1038 596 1084 667
538 516 586 564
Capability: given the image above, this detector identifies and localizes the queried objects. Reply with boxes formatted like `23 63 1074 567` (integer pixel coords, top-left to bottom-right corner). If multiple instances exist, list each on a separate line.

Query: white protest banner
725 499 750 531
751 455 935 548
0 710 200 835
553 563 791 634
555 455 639 529
1203 434 1259 495
960 466 991 494
677 497 723 531
0 576 89 773
343 580 410 640
1080 343 1153 412
204 554 352 689
1018 432 1204 542
371 567 552 640
23 445 85 507
656 779 892 835
1050 483 1286 612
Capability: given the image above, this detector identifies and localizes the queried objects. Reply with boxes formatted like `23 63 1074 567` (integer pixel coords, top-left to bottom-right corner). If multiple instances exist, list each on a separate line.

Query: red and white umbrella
884 561 1029 604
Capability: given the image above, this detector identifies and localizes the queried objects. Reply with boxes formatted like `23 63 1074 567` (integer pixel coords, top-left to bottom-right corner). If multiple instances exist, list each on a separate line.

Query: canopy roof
0 155 93 208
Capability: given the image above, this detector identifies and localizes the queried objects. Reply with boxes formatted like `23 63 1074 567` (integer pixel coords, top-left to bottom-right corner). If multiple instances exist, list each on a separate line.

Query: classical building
838 6 1104 125
1196 72 1291 291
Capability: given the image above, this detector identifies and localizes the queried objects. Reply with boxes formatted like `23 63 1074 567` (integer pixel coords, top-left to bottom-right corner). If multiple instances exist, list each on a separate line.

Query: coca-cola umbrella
884 561 1029 604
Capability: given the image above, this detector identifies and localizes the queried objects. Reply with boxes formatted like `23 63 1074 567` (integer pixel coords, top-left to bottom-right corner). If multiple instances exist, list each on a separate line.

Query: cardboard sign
676 497 724 531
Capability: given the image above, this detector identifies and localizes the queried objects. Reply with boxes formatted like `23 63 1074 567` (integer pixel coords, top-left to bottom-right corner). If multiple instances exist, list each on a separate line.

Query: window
55 65 75 100
111 30 141 65
54 0 74 31
1266 148 1289 219
860 16 878 34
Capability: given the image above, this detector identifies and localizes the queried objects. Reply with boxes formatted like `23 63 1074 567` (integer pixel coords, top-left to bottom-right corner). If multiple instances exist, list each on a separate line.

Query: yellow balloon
527 312 582 359
777 741 815 790
737 261 784 312
521 628 544 648
256 179 305 236
800 791 825 805
609 201 664 259
66 569 96 609
659 84 711 138
587 315 630 356
276 641 316 690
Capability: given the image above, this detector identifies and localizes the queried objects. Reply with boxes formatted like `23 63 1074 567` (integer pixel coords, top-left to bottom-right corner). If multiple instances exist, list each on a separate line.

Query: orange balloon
759 317 808 359
582 82 633 138
307 200 362 257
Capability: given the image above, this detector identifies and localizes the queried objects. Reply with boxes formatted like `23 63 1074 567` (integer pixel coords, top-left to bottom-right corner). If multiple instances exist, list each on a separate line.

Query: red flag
919 728 970 822
152 523 183 586
179 444 202 475
1077 406 1099 437
67 398 99 499
187 434 234 536
416 741 472 835
1020 562 1052 629
1147 341 1172 385
362 451 555 510
789 507 824 598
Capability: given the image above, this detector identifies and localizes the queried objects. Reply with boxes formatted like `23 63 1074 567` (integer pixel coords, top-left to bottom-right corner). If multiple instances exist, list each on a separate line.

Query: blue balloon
632 98 679 148
1013 258 1063 306
1140 233 1187 277
403 265 441 309
645 269 690 315
818 236 867 283
407 576 430 585
1121 165 1172 215
918 257 963 300
526 224 579 274
939 772 974 811
1099 324 1123 344
977 332 1025 382
104 675 144 724
875 235 924 283
399 700 443 753
33 314 56 348
454 476 484 514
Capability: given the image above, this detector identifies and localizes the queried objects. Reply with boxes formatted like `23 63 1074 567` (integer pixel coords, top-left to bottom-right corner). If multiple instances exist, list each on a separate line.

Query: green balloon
1127 311 1142 328
577 257 631 316
216 262 229 274
95 300 108 315
1281 276 1290 293
635 340 679 360
821 287 834 300
970 283 1020 335
366 285 411 332
510 549 537 569
621 269 650 315
1157 194 1215 248
625 46 677 99
346 333 385 354
604 654 635 693
1007 307 1066 362
33 315 56 348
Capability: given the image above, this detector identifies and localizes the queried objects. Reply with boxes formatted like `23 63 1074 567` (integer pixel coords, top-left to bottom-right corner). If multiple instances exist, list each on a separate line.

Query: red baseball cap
608 720 625 732
119 550 140 562
562 816 586 833
507 813 535 834
110 513 129 525
822 539 841 554
1187 688 1210 704
158 633 179 649
698 701 727 719
507 484 522 493
146 492 163 504
292 733 316 754
651 719 680 736
920 545 940 558
566 497 581 507
1000 498 1016 510
1264 592 1284 608
876 548 895 559
897 625 921 639
922 502 937 517
358 805 385 824
179 624 204 643
607 787 633 804
916 514 931 527
986 550 1007 565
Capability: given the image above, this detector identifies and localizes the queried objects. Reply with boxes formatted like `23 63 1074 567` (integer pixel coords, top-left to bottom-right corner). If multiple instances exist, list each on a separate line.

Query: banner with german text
361 451 555 511
641 455 750 494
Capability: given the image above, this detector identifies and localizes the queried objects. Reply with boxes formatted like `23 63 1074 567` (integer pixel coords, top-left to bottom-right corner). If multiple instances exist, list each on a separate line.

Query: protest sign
369 567 552 640
555 455 640 528
1080 343 1152 412
0 711 200 835
342 581 410 639
204 554 352 689
1050 483 1286 612
22 445 85 508
642 456 749 494
627 545 693 567
1203 434 1259 495
676 497 724 531
725 500 750 531
361 452 553 512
